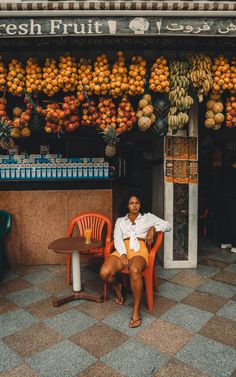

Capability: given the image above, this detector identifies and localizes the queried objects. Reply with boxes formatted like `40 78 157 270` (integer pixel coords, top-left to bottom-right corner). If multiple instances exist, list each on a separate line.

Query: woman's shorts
111 239 149 266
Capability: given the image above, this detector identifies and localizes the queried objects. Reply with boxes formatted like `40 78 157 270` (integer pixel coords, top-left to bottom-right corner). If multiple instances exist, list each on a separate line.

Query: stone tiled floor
0 244 236 377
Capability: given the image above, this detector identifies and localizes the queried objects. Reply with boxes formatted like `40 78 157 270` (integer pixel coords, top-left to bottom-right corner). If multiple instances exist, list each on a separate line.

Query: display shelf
0 178 114 191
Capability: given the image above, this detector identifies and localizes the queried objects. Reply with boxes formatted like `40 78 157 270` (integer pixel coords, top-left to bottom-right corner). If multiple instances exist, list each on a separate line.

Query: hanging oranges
58 53 77 93
42 58 59 97
7 59 25 97
77 58 93 97
109 51 128 98
212 55 231 93
90 54 111 96
0 55 7 93
25 57 43 94
149 56 170 93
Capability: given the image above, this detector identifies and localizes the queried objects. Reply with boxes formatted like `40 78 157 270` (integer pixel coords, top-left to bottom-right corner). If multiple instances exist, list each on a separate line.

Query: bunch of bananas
167 109 189 130
188 54 213 102
168 58 193 131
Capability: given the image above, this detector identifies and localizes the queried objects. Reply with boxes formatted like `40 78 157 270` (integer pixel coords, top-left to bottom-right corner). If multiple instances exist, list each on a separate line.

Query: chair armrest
149 232 164 266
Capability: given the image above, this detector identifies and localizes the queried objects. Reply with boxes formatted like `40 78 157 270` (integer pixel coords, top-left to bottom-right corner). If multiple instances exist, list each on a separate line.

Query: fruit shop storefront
0 1 236 268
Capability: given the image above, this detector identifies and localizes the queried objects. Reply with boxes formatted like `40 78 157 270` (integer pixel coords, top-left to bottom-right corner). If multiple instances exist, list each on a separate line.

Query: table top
48 236 102 254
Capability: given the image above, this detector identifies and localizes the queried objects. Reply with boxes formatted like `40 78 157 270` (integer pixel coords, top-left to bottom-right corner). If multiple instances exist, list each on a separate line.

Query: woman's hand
120 254 129 269
145 227 155 246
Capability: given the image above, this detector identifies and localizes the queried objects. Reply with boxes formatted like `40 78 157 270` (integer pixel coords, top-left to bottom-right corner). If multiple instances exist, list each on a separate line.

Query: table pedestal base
53 291 103 307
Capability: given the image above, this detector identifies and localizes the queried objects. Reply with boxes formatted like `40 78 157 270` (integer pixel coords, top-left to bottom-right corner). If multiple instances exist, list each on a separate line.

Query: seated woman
100 190 171 328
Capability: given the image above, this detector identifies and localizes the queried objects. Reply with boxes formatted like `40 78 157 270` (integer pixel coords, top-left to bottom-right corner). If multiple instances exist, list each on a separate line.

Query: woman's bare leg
128 256 147 326
100 256 124 303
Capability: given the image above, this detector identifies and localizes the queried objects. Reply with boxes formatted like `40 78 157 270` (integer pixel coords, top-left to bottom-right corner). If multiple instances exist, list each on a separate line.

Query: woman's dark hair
119 189 148 216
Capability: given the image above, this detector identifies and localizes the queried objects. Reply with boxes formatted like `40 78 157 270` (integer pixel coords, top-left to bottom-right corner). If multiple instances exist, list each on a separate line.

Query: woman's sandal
115 296 124 305
129 317 142 328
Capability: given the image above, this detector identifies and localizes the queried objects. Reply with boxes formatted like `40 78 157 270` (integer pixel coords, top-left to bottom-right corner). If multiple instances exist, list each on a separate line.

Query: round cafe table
48 236 103 307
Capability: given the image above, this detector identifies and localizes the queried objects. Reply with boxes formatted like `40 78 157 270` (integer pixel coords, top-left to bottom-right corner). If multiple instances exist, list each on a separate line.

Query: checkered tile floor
1 243 236 377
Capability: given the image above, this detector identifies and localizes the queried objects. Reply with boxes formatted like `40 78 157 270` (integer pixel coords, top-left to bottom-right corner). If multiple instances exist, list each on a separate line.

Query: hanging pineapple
0 119 14 150
101 126 120 158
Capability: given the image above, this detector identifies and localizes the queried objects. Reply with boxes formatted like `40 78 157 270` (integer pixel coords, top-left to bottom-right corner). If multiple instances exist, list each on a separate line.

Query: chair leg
153 265 158 293
66 255 71 286
145 272 154 313
103 282 107 302
122 274 129 289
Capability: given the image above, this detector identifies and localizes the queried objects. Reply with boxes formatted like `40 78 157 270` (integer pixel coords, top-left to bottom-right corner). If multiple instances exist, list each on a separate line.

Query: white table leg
72 251 81 292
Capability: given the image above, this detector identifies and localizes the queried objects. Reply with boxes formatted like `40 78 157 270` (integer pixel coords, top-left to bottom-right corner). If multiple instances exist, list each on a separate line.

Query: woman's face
128 196 141 214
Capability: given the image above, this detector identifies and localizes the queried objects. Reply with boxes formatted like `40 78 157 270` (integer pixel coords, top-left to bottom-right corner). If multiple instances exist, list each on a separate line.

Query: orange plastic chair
104 231 164 313
66 212 113 286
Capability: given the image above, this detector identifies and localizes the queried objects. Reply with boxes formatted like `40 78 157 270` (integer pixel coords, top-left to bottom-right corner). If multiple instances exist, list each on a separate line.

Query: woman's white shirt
114 212 171 255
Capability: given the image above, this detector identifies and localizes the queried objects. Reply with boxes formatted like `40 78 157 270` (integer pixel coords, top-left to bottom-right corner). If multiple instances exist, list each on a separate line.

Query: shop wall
1 189 112 265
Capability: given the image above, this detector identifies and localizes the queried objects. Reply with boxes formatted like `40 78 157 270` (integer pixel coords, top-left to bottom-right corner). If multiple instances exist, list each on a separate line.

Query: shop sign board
0 16 236 37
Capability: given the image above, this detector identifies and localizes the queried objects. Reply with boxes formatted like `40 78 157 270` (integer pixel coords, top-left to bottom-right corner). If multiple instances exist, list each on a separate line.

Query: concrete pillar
164 100 198 268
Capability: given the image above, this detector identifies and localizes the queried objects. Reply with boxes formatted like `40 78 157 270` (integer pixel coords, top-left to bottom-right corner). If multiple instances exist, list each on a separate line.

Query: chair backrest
0 210 12 238
67 212 112 245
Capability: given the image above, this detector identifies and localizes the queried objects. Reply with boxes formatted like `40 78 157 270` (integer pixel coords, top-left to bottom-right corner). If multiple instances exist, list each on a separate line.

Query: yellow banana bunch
188 53 213 102
168 112 189 130
168 58 194 132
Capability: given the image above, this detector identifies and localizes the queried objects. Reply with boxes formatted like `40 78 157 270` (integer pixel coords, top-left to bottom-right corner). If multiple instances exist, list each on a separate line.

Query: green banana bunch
188 53 213 102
